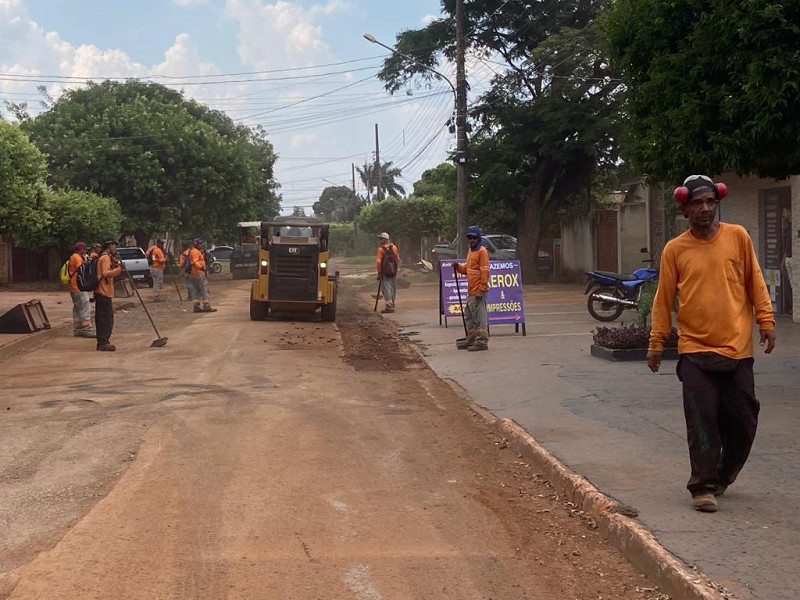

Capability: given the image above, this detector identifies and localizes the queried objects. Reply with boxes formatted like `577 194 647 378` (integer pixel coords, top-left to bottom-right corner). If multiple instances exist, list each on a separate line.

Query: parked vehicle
431 234 552 275
206 253 223 275
209 245 234 261
117 246 153 287
230 222 261 279
584 251 658 321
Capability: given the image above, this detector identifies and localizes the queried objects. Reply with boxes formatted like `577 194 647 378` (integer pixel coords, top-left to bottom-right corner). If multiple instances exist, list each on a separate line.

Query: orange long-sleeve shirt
67 252 84 293
376 242 400 276
146 245 166 270
96 254 122 298
455 245 490 296
187 247 206 275
649 223 774 358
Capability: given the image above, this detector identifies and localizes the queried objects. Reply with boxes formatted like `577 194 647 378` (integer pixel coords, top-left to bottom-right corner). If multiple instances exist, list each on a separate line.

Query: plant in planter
590 278 679 361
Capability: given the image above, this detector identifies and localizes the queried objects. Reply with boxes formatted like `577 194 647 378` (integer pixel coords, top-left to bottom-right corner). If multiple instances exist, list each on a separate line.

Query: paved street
0 279 663 600
387 281 800 600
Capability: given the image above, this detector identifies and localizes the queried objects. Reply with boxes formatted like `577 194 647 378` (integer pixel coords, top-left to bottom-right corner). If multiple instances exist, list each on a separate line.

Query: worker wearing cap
376 232 400 313
95 236 122 351
145 239 167 302
187 237 217 313
648 175 775 513
455 226 490 351
67 241 95 338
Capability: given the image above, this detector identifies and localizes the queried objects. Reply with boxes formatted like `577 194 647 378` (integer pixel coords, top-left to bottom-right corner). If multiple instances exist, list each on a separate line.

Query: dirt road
1 279 662 599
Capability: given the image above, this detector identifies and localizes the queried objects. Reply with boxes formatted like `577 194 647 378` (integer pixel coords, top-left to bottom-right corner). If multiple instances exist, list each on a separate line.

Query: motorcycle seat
594 270 638 282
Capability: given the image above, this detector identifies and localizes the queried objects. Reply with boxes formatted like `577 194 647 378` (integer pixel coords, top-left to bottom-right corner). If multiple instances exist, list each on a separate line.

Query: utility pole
455 0 469 259
374 123 382 202
351 163 356 194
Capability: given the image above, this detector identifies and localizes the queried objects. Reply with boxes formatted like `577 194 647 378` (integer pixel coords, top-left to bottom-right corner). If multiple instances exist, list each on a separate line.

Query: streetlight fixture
364 32 469 258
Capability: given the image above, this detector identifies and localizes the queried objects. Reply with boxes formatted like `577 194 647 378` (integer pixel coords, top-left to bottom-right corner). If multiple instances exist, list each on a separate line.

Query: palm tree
357 161 406 203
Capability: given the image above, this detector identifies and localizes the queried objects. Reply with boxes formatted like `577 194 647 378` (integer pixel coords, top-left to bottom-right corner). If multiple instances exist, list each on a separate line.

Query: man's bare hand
760 329 776 354
646 350 662 373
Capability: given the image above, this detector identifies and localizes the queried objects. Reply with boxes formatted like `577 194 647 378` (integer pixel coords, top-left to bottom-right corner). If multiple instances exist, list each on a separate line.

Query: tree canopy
21 80 280 245
16 188 122 256
359 196 450 259
356 161 406 202
603 0 800 180
0 120 48 239
313 186 365 222
411 163 456 200
378 0 622 282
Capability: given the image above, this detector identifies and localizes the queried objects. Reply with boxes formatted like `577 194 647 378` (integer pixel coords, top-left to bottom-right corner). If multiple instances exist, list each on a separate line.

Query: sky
0 0 497 215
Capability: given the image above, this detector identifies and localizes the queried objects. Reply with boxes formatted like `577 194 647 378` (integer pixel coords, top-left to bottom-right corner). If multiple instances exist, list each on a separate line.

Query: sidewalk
385 281 800 600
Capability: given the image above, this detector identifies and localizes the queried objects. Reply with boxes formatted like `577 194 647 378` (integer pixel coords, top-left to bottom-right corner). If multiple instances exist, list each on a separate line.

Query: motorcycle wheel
587 286 625 322
210 262 223 275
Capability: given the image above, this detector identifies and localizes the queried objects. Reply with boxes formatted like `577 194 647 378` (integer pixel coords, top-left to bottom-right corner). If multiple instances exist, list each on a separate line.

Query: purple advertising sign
439 259 525 330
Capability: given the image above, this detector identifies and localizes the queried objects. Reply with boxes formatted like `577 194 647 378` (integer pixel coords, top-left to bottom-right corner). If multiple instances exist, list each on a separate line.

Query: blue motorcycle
585 250 659 321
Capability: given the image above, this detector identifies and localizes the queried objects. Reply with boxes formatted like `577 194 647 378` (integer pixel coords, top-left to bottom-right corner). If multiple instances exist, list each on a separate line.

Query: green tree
0 120 48 239
357 161 406 202
603 0 800 180
16 188 122 257
313 186 365 222
378 1 623 282
411 163 456 200
358 196 450 260
292 206 307 217
22 81 280 245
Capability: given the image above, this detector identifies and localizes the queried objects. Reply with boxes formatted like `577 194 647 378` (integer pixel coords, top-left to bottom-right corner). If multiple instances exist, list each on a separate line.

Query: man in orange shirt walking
95 237 123 352
455 226 491 351
648 175 775 513
375 232 399 313
186 237 217 313
67 241 95 338
145 239 167 302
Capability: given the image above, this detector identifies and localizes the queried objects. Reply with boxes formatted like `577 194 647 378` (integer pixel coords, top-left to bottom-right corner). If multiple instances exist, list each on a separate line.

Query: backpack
59 260 71 285
381 244 398 278
183 251 193 274
76 256 100 292
146 249 154 267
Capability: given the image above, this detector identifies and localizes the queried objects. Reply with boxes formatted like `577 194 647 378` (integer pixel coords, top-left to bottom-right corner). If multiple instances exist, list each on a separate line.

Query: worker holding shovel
454 226 491 351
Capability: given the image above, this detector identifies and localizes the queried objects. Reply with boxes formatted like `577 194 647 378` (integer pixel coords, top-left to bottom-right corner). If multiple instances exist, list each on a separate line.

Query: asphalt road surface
1 278 663 600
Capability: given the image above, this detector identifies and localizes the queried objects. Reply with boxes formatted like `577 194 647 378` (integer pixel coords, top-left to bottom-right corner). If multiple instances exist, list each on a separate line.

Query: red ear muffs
674 181 728 204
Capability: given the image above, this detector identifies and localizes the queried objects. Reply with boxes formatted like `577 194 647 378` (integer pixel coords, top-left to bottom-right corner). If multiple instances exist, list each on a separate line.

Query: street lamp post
364 32 468 259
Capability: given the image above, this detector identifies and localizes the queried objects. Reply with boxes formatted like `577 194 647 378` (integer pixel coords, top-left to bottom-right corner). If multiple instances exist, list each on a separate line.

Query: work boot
691 492 718 512
714 484 728 497
193 305 204 313
202 304 218 313
96 343 116 352
467 344 488 352
380 306 395 314
74 329 96 338
456 338 471 350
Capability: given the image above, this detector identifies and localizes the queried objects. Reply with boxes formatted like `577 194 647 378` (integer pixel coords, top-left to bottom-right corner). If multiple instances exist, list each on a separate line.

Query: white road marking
345 564 383 600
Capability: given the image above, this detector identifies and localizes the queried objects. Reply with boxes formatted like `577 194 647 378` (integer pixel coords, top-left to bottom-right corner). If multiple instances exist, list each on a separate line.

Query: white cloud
290 133 318 148
224 0 345 70
174 0 208 6
422 14 437 25
0 1 221 104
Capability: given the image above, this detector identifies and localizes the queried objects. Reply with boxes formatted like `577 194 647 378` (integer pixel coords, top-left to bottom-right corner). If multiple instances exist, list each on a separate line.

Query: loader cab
230 221 262 279
249 217 338 322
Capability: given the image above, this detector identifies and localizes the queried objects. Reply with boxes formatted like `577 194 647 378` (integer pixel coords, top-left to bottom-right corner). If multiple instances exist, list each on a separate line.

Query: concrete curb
447 376 725 599
0 301 137 361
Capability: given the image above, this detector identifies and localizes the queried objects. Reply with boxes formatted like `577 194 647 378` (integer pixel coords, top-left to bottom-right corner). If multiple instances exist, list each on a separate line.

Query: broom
124 266 168 347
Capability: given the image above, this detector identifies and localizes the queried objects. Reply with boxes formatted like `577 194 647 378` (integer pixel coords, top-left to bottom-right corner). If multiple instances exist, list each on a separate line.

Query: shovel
168 259 184 301
373 276 382 312
124 266 168 347
453 264 468 340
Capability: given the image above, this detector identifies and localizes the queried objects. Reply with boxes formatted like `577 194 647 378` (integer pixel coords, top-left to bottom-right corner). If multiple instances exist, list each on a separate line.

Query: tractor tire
250 299 269 321
587 287 625 322
321 295 337 322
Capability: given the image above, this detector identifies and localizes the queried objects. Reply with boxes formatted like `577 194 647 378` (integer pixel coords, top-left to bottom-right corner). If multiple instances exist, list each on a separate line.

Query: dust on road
1 278 664 599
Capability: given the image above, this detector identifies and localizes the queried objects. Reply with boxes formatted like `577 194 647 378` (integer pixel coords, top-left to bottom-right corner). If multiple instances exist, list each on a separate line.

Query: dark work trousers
677 356 759 494
94 293 114 347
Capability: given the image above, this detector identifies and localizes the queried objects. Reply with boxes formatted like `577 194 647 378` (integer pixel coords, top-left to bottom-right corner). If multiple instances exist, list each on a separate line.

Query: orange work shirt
649 223 774 358
187 247 206 275
376 242 400 276
455 245 490 296
96 254 122 298
146 246 166 270
67 252 84 293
